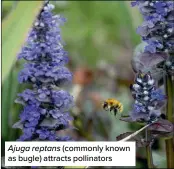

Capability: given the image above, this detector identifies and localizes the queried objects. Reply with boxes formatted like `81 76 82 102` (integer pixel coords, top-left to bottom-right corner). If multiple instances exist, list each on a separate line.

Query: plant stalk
165 73 174 168
145 129 155 169
118 123 152 142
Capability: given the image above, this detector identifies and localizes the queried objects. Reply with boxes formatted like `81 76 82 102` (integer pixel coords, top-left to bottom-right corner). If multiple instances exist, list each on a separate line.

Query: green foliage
2 1 43 141
2 1 13 19
2 1 43 82
2 61 29 141
54 1 141 67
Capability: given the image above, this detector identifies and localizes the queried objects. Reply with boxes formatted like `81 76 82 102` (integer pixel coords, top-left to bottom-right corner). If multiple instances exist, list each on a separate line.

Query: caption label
5 141 136 166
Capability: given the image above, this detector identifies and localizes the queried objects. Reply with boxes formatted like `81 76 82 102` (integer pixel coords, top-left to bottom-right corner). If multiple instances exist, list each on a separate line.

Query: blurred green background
2 1 166 168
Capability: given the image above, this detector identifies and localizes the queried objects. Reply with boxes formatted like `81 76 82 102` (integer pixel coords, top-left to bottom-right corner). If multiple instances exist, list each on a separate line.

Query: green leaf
2 68 14 140
2 1 13 20
2 1 43 82
2 63 22 140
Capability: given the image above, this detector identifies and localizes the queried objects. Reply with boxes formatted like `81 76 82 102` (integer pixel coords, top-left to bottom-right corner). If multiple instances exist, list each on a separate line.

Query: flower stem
118 123 152 142
145 129 155 169
165 73 174 168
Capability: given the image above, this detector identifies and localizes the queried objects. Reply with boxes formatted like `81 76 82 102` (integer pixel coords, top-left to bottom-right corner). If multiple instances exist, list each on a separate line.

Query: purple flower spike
13 1 74 141
129 71 166 122
132 0 174 53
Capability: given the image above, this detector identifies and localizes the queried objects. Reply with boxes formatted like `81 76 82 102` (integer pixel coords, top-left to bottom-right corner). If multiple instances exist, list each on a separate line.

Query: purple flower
49 109 62 118
51 90 74 110
57 112 74 128
132 0 174 53
37 87 50 101
151 89 166 101
14 2 74 141
19 104 46 128
18 62 72 85
129 71 166 122
133 104 146 113
36 128 56 141
18 127 35 141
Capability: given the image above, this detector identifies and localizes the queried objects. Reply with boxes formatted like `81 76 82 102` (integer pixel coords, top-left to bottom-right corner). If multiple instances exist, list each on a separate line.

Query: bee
102 98 123 116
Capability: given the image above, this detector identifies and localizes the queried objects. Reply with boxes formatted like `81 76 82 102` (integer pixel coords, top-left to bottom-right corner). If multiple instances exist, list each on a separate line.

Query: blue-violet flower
13 2 74 141
131 0 174 53
129 71 166 122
